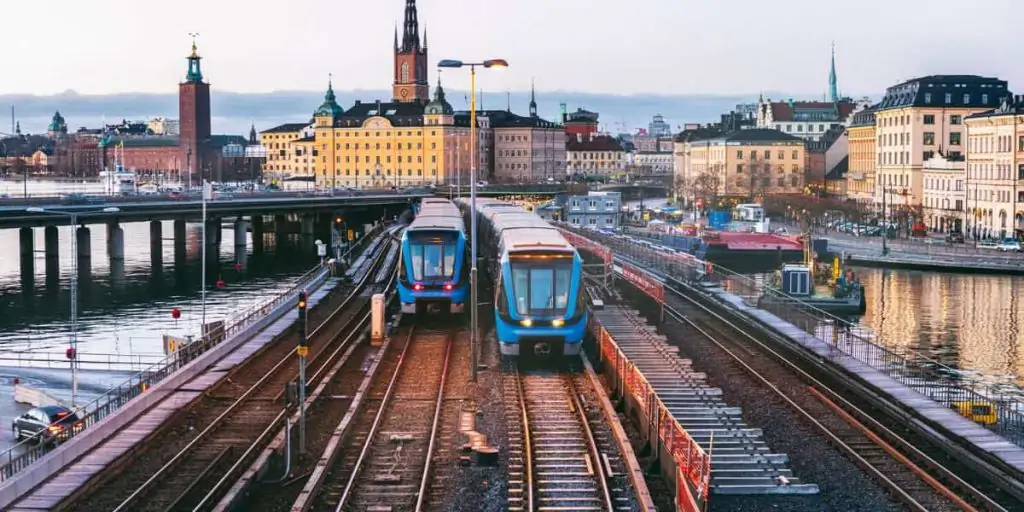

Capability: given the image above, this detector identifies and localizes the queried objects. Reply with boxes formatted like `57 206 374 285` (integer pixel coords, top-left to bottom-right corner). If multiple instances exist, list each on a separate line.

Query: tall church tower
179 35 211 178
393 0 429 103
828 41 839 104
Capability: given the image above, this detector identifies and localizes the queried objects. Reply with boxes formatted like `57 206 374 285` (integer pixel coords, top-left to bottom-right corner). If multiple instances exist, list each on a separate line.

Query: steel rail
108 231 394 512
567 374 616 512
663 279 1005 512
414 331 455 512
514 368 535 512
333 328 454 511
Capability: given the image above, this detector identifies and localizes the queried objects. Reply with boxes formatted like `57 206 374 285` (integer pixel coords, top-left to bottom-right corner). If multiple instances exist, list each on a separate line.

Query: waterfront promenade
821 231 1024 274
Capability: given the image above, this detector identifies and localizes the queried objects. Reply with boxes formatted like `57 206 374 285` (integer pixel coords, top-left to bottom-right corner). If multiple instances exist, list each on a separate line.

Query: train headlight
520 319 533 327
551 319 564 327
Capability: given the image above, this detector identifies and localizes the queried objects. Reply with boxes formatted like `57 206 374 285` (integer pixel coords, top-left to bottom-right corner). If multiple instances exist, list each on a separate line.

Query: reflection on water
854 267 1023 385
0 220 316 359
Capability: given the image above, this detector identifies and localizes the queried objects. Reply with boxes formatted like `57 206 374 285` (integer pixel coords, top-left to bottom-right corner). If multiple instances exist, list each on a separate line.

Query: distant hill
0 89 840 137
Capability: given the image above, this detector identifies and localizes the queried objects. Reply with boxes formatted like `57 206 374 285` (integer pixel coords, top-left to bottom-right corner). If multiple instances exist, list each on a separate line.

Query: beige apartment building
921 155 965 233
492 117 565 183
845 107 876 203
566 134 624 176
260 122 316 181
873 75 1010 213
683 128 806 198
964 96 1024 239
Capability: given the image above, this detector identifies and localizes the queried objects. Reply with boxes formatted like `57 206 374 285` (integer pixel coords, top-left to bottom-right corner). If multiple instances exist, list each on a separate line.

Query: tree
11 158 26 179
746 153 774 200
693 164 723 210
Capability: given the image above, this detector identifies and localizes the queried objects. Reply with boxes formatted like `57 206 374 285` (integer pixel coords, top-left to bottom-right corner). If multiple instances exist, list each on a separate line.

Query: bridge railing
0 352 165 373
560 223 1024 449
0 230 380 483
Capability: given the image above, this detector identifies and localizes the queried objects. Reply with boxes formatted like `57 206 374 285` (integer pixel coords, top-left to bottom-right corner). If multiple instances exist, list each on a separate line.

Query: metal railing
0 230 382 483
0 352 165 373
560 223 1024 448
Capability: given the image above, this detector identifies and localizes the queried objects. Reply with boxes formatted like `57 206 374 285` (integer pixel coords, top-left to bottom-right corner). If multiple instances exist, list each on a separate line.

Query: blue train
458 198 588 358
398 199 469 314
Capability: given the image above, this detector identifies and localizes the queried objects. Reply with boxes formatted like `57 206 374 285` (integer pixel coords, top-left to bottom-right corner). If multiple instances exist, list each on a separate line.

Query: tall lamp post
26 206 120 407
437 58 508 382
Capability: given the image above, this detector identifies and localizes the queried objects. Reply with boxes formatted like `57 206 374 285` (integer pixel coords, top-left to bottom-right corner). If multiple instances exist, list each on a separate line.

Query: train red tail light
413 283 424 291
443 283 453 291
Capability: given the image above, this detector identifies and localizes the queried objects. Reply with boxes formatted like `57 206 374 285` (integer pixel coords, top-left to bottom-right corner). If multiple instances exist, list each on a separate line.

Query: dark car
946 232 965 244
12 405 83 444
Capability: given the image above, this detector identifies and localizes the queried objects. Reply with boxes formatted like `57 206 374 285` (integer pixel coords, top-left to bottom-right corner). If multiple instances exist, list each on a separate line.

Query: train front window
510 259 572 317
409 232 457 281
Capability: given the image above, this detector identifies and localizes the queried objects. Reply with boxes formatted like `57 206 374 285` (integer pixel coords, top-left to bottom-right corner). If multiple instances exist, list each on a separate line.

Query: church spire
828 41 839 104
402 0 420 52
185 32 203 83
529 78 538 117
249 122 257 144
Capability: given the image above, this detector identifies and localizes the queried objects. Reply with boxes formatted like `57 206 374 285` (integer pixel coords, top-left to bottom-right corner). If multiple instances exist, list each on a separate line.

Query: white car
995 239 1022 252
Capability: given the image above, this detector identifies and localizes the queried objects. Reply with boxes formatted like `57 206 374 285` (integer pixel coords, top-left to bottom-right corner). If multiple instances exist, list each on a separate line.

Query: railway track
213 252 402 512
504 361 636 512
66 232 396 512
662 279 1012 512
299 326 454 512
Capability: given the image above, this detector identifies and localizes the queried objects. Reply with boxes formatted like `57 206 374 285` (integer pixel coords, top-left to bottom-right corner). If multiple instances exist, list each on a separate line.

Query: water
0 178 106 197
0 219 317 361
853 267 1024 386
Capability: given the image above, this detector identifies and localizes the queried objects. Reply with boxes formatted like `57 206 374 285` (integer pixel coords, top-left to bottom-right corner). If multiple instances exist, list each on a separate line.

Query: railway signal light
297 291 307 311
334 216 343 224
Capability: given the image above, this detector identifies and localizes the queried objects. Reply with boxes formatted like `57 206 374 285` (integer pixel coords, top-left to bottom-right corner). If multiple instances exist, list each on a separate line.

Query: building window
792 150 798 159
944 93 952 104
737 150 743 159
923 151 934 161
950 133 961 146
982 93 989 104
401 63 409 83
924 93 932 103
923 114 935 125
950 115 962 125
736 164 744 174
1018 164 1024 180
963 94 970 104
923 132 935 145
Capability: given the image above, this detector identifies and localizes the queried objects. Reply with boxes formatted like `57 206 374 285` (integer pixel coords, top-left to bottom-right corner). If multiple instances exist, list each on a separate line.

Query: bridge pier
234 218 248 258
44 225 59 281
108 222 125 261
19 227 34 287
173 219 187 266
76 226 92 278
150 221 163 268
300 214 315 251
274 214 287 242
251 215 265 253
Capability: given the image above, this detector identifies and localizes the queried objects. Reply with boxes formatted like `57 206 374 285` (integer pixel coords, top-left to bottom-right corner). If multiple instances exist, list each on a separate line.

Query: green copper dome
314 76 344 118
48 111 67 133
425 78 453 115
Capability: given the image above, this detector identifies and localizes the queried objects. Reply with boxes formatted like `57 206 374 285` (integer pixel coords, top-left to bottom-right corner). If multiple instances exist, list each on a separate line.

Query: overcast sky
5 0 1021 97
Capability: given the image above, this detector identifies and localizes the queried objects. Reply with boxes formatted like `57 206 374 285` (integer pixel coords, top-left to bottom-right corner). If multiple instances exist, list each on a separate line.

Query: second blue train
398 198 469 314
457 198 588 358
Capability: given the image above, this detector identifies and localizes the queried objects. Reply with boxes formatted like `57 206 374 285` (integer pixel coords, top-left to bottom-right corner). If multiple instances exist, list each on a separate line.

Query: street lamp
437 58 508 382
26 206 120 408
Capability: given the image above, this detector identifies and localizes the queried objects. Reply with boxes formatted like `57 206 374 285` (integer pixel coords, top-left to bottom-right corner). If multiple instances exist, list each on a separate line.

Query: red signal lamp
65 347 77 360
443 283 453 291
413 283 424 291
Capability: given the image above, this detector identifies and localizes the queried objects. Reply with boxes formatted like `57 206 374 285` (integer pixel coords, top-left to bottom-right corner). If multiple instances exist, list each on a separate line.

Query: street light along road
436 57 509 382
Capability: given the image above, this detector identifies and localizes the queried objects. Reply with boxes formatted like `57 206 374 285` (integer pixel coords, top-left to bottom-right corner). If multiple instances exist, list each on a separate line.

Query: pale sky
5 0 1022 97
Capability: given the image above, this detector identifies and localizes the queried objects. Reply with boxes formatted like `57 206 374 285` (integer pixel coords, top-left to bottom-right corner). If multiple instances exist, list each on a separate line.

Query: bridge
594 178 672 199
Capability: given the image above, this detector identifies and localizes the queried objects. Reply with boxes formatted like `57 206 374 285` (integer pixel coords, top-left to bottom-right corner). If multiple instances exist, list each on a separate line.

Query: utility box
371 294 386 346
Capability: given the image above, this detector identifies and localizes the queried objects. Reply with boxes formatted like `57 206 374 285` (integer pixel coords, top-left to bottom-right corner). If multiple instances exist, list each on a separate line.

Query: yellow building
259 123 316 180
683 128 806 199
845 107 876 203
873 75 1009 212
311 79 472 189
964 97 1024 238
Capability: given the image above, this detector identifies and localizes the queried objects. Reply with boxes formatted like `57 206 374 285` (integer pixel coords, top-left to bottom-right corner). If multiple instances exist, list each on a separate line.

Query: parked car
12 405 83 444
996 239 1022 252
945 232 965 244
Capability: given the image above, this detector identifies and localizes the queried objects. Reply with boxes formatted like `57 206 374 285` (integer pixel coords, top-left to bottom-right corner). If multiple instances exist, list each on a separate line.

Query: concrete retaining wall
0 269 329 507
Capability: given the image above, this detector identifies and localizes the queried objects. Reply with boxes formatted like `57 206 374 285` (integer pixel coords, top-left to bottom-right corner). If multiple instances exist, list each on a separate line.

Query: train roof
409 200 464 233
476 200 574 254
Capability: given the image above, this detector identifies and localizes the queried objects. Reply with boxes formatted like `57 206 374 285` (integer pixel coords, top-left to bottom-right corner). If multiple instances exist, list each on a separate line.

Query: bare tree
693 164 723 209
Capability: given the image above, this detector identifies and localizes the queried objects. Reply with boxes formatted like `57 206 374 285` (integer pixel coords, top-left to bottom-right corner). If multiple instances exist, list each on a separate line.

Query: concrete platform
706 286 1024 477
3 278 339 512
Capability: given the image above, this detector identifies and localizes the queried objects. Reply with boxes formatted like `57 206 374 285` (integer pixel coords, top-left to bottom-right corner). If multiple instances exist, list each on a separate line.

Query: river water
0 217 318 366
